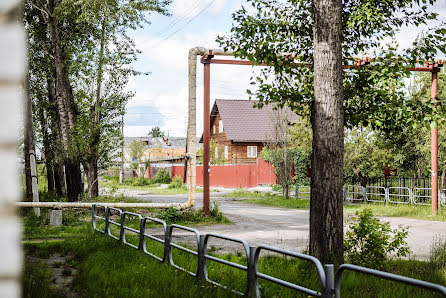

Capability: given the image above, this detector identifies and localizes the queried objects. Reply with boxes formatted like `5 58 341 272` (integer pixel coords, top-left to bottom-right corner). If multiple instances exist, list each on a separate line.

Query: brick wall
0 1 24 297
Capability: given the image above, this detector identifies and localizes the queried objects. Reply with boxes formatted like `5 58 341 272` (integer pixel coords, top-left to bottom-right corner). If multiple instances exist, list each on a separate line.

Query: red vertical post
431 68 439 214
202 55 212 216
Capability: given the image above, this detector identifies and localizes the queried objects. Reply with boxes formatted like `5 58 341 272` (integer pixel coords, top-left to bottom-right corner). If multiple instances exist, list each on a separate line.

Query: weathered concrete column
0 1 25 297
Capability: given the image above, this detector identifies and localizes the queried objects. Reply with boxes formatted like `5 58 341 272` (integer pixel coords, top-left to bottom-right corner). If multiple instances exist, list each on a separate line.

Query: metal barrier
441 189 446 207
365 186 387 204
387 187 412 204
92 204 106 233
335 263 446 297
253 245 330 297
91 204 446 297
121 211 142 249
412 188 432 206
106 207 123 240
141 216 167 262
295 186 311 199
169 224 200 276
203 233 250 295
344 185 366 202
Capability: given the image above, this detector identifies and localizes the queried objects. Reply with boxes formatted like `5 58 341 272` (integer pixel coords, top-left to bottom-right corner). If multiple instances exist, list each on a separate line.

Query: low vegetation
22 205 446 297
344 209 410 269
100 174 203 195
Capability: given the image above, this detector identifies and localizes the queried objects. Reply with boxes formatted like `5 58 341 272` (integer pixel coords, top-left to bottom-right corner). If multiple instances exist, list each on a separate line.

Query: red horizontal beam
203 58 443 72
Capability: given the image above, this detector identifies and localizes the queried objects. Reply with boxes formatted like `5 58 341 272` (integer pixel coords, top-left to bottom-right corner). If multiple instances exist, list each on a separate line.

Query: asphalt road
103 188 446 259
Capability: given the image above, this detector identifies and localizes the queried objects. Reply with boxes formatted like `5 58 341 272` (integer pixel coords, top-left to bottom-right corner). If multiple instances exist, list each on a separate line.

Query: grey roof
207 99 297 142
124 137 198 148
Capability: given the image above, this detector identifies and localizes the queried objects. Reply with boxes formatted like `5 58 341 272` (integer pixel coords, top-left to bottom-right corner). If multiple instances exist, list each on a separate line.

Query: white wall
0 1 24 297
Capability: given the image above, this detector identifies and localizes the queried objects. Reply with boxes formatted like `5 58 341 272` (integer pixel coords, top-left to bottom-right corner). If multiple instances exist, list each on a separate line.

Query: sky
124 0 446 138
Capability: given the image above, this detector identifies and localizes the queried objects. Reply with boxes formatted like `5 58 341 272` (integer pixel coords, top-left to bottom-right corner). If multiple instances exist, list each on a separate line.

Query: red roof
205 99 297 142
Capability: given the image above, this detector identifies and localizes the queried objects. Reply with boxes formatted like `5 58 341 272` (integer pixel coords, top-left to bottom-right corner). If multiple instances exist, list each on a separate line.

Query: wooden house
201 99 296 164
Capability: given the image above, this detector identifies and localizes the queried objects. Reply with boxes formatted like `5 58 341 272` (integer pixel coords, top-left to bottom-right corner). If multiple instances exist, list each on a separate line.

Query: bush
168 176 185 189
271 184 282 192
155 202 227 224
344 209 410 269
153 169 171 184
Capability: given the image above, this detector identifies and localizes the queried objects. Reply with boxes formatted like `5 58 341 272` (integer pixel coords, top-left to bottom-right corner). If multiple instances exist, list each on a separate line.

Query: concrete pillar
0 1 25 297
49 209 63 227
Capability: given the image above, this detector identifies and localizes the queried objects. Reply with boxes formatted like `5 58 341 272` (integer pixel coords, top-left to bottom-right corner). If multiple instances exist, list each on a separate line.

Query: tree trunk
310 0 344 265
84 157 99 198
84 8 107 199
24 85 33 201
47 75 66 196
47 0 82 201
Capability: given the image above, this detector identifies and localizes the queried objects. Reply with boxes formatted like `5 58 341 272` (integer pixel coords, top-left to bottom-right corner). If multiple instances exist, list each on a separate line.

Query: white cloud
172 0 226 18
127 29 259 137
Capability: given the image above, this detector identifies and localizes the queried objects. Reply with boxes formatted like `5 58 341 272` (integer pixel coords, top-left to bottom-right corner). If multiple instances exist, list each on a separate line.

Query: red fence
171 159 277 188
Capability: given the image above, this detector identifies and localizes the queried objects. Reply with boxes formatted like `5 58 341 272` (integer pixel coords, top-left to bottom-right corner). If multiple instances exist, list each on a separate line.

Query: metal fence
343 185 446 207
91 204 446 297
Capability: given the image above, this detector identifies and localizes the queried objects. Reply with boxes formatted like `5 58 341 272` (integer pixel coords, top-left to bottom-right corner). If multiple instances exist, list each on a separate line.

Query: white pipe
16 202 189 210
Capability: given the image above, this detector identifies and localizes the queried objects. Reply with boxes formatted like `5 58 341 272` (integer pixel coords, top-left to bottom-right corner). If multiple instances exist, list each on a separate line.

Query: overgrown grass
22 230 446 297
21 193 446 297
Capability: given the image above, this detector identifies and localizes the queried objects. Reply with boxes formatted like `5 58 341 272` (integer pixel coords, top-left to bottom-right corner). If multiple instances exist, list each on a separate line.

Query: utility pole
120 113 124 183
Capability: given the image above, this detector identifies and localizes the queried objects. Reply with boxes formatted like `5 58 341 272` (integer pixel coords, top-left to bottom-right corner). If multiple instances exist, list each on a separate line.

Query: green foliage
271 184 282 192
168 176 185 189
153 169 171 184
127 140 146 165
344 209 410 269
197 139 225 165
261 147 310 186
155 202 229 225
217 0 446 132
130 176 151 186
148 126 166 137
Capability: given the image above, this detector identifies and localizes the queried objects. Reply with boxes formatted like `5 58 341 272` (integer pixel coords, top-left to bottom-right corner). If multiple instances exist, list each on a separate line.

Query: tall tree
218 0 445 263
64 0 169 198
311 0 344 264
148 126 166 137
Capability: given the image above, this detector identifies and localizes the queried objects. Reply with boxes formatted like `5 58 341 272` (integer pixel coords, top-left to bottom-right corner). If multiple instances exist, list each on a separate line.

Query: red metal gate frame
200 50 443 215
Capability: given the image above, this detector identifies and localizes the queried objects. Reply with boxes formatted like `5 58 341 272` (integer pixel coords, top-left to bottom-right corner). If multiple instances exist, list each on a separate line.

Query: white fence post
0 1 25 296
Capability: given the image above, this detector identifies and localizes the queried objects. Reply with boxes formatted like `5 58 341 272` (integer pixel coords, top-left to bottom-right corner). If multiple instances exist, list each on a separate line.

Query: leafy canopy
217 0 446 133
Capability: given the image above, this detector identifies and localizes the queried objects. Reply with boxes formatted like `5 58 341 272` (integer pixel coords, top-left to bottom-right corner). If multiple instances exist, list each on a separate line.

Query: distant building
201 99 297 164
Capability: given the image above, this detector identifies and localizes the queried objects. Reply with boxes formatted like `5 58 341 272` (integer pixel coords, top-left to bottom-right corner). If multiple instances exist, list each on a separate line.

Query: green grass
100 181 204 195
22 230 446 297
343 203 446 222
21 193 446 297
226 190 446 221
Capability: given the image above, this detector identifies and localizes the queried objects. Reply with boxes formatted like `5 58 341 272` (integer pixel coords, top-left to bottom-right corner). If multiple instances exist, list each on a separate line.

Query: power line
149 0 218 49
150 0 203 39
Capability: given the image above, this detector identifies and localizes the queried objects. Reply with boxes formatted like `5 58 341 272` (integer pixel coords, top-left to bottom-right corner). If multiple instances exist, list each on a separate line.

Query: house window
247 146 257 158
213 125 216 134
215 147 218 159
224 146 228 159
219 120 223 133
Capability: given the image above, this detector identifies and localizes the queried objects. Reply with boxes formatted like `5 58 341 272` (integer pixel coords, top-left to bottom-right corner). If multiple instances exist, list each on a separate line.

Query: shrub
344 209 410 269
153 169 171 184
168 176 185 189
271 184 282 192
